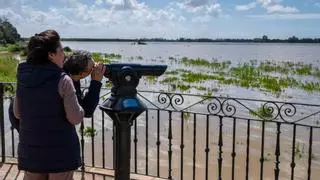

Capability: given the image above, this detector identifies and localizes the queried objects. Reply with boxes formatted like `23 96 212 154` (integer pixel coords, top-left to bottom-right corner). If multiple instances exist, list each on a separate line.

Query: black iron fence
1 82 320 180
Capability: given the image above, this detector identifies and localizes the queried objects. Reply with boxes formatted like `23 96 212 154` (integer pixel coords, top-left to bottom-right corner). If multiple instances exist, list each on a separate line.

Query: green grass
92 52 112 63
258 61 318 78
295 64 312 75
176 84 191 91
195 86 207 91
225 61 320 94
170 83 191 92
92 52 121 62
225 62 284 93
105 53 122 59
183 112 191 121
313 69 320 79
279 77 299 88
0 45 7 52
165 70 179 75
294 142 306 159
7 44 25 53
200 89 217 100
0 44 26 56
258 61 290 74
0 56 18 82
63 46 72 52
249 105 274 119
92 52 103 60
161 77 179 83
181 57 231 70
181 72 225 83
81 126 97 137
301 82 320 92
230 62 261 81
160 59 320 95
259 76 282 94
145 76 157 83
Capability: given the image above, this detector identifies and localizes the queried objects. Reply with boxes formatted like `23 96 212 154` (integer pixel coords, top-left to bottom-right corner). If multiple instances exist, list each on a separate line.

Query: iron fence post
0 83 6 163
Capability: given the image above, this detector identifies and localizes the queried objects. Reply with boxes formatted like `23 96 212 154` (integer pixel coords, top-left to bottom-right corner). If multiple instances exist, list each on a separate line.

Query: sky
1 0 320 39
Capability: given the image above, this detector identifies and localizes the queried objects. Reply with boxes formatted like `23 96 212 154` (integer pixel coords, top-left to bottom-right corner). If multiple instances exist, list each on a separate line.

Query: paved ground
0 161 167 180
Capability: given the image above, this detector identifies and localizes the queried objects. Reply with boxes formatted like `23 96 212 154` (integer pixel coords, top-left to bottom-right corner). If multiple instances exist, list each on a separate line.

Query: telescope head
104 63 167 79
99 63 167 119
103 63 167 91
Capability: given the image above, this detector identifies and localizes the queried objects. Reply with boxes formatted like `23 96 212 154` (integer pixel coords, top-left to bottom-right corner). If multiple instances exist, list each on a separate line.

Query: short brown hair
63 50 92 75
27 30 61 65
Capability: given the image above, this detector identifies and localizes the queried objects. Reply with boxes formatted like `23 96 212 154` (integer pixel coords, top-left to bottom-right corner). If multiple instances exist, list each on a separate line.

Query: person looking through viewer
13 29 84 180
63 50 106 117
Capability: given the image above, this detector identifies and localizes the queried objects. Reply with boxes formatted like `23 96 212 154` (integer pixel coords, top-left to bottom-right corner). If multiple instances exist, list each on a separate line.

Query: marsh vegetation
1 46 319 99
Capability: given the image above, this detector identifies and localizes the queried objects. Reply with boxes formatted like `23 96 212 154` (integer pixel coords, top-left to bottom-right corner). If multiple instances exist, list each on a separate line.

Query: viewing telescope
99 63 167 180
100 63 167 116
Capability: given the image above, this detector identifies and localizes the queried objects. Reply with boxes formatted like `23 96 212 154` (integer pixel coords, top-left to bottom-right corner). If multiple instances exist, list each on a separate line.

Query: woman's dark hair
26 30 61 65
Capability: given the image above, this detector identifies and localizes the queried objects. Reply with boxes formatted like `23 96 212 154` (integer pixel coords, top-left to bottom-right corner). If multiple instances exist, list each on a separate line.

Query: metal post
113 114 133 180
102 101 142 180
0 83 5 163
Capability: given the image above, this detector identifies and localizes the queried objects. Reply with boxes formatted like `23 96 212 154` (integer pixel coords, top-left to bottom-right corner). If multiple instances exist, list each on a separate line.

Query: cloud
248 13 320 20
105 0 147 10
206 3 222 17
235 2 257 11
182 0 215 8
19 6 74 26
0 8 24 22
174 0 222 18
95 0 103 6
0 0 21 8
257 0 298 14
265 4 298 13
257 0 281 7
176 2 202 13
191 15 211 22
0 0 188 38
2 0 180 27
59 0 82 7
235 0 298 14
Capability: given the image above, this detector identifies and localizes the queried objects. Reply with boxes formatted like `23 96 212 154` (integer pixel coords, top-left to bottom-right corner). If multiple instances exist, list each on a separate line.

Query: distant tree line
0 18 21 44
58 35 320 43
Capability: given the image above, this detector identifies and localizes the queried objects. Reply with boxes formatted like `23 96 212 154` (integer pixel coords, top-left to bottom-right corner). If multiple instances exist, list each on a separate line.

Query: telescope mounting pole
100 67 146 180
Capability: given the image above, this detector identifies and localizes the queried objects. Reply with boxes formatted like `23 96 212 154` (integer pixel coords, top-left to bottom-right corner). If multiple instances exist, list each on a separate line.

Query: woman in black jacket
14 30 84 180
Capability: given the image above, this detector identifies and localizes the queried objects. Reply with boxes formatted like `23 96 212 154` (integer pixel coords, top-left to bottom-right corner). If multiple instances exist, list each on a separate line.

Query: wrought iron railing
1 82 320 180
